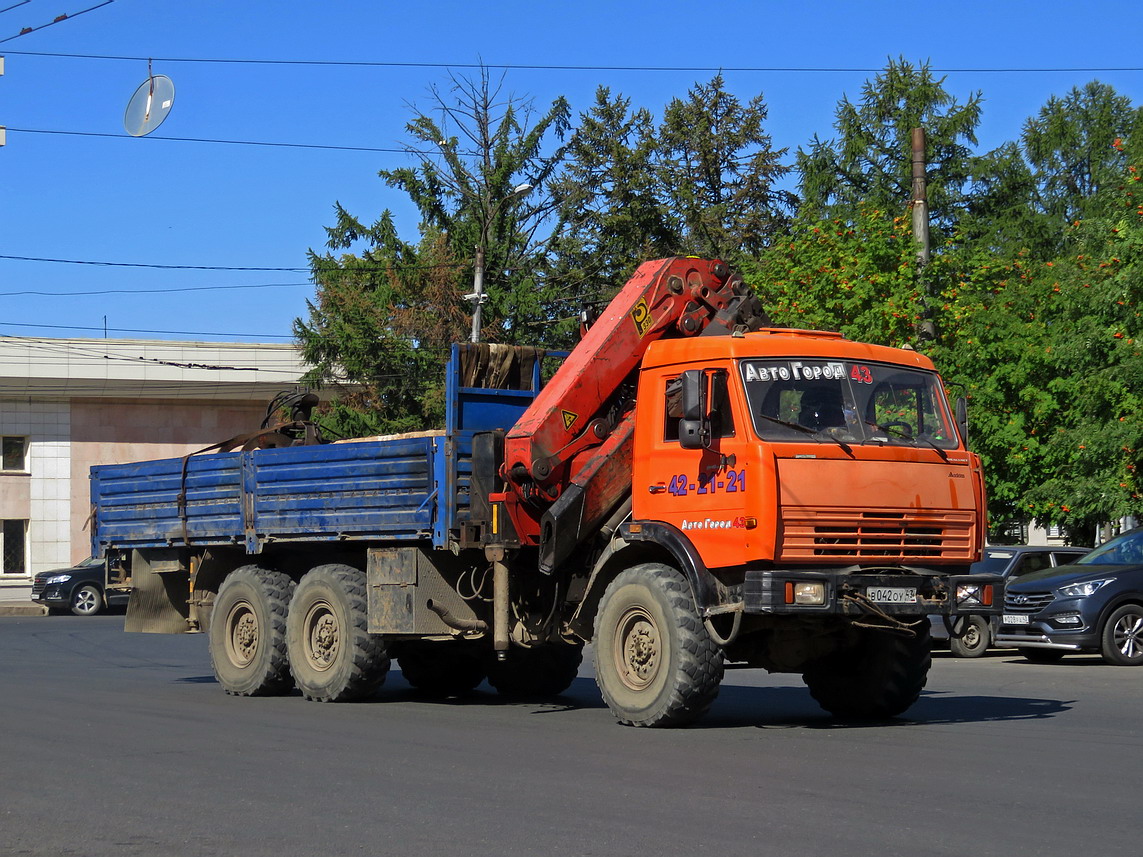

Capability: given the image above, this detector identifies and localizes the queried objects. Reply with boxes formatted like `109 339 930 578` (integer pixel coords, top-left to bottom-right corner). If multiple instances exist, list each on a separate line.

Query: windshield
739 358 958 449
1077 529 1143 565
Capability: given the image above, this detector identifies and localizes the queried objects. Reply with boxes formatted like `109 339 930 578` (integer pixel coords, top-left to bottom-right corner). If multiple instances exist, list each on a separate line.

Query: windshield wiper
758 413 854 457
865 421 949 462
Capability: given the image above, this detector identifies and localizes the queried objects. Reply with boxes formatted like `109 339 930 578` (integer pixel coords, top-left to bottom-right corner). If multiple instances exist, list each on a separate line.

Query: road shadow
175 669 1073 729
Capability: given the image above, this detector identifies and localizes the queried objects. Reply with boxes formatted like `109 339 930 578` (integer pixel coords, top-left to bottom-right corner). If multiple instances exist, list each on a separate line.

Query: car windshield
739 359 958 449
1076 530 1143 565
970 551 1017 574
78 556 103 568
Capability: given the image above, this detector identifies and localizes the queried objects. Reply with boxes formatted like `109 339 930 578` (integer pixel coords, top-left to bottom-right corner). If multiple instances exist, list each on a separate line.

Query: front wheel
287 564 389 702
593 563 723 727
802 621 931 719
70 584 103 616
1100 604 1143 666
949 616 990 658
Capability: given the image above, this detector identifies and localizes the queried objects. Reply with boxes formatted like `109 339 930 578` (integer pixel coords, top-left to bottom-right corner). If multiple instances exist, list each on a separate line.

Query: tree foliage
796 58 982 237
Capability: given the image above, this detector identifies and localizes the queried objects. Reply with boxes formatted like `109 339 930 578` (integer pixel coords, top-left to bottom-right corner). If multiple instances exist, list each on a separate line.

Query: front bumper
994 624 1100 652
31 584 71 608
743 569 1003 617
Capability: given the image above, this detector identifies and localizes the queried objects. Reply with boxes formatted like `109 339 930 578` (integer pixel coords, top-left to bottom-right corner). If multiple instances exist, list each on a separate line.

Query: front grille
780 508 977 561
31 578 46 597
1004 590 1056 613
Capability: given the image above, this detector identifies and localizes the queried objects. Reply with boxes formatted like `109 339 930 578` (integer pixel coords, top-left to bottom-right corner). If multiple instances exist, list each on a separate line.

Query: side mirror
679 369 710 450
955 397 969 446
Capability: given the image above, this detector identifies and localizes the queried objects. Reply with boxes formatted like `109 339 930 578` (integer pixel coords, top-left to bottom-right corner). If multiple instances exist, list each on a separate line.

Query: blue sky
1 0 1141 344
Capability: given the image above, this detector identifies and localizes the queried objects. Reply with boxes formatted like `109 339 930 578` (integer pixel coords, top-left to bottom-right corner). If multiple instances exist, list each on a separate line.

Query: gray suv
931 545 1090 656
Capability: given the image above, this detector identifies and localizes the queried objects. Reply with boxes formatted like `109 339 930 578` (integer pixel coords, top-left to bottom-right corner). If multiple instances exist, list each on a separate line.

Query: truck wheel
209 566 295 696
70 583 104 616
397 641 486 696
1018 647 1066 664
593 563 724 727
287 564 389 702
802 622 931 719
949 616 990 658
1100 604 1143 666
485 644 583 699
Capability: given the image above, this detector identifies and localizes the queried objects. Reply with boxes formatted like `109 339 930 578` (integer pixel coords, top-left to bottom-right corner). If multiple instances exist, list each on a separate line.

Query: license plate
1003 614 1030 625
867 587 917 604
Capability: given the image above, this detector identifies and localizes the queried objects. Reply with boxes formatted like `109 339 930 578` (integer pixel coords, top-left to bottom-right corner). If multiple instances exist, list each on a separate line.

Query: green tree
295 71 571 436
548 87 675 296
797 58 982 237
1022 81 1142 228
656 75 794 263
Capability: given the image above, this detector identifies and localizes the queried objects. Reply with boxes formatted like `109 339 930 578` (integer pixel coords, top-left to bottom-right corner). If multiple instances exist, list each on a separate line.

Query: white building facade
0 337 313 599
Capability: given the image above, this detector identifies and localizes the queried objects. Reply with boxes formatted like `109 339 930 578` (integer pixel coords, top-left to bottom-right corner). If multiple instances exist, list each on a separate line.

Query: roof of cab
641 328 939 372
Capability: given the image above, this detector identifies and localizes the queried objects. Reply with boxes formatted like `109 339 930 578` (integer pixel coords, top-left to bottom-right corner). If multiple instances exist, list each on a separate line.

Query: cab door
633 366 760 569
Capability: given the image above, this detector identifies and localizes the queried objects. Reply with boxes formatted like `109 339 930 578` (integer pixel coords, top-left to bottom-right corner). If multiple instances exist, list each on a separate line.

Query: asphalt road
1 614 1138 857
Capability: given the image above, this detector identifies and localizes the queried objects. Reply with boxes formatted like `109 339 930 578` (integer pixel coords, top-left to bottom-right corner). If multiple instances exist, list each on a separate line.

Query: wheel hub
226 604 259 667
305 603 340 670
617 608 659 690
1114 614 1143 657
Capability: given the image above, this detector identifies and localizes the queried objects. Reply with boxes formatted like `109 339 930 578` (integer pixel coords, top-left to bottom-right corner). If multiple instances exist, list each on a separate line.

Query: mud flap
124 549 193 633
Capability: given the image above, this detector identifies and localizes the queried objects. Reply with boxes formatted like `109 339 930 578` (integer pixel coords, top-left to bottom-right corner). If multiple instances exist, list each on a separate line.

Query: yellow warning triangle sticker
562 410 578 431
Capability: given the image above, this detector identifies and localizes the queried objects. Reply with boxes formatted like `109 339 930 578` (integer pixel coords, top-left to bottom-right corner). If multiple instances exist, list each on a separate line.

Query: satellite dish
124 74 175 137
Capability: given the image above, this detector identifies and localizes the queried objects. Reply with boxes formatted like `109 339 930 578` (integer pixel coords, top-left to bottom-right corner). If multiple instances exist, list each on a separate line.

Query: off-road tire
1018 647 1066 664
802 621 931 719
397 640 486 696
593 563 724 727
1100 604 1143 666
287 564 389 702
949 616 990 658
70 583 104 616
209 566 295 696
485 643 583 699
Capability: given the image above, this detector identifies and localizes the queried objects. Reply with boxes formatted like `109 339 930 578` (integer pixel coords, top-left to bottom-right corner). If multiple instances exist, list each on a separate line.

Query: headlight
1058 578 1114 598
956 583 994 607
45 574 73 584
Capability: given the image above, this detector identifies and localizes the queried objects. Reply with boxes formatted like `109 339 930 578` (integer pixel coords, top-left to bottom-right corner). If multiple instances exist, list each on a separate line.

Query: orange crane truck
91 257 999 727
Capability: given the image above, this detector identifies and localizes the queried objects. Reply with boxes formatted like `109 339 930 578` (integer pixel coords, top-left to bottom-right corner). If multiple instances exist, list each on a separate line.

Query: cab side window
664 370 735 442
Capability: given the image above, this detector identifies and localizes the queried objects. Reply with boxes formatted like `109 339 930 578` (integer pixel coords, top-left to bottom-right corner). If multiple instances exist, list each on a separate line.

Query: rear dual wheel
209 566 295 696
287 564 390 701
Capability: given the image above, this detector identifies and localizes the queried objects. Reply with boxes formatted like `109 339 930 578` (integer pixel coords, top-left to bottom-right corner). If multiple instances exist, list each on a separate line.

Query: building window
2 436 28 472
1 519 28 575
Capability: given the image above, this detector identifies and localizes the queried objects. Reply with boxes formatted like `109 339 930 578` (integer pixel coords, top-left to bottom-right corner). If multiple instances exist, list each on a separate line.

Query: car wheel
1100 604 1143 666
949 616 990 658
70 584 103 616
1018 647 1065 664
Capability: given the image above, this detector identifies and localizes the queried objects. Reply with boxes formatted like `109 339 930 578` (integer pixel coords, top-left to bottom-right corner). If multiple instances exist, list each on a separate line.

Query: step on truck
92 257 1001 727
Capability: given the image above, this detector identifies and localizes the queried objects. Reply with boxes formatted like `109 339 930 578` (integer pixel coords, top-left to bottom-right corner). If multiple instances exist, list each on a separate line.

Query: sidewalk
0 583 47 617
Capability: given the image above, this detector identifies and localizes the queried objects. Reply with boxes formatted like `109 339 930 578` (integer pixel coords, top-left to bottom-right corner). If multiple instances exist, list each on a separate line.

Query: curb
0 603 48 617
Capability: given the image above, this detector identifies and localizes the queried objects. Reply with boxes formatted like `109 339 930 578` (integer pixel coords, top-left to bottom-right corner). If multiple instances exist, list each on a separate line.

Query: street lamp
467 182 533 343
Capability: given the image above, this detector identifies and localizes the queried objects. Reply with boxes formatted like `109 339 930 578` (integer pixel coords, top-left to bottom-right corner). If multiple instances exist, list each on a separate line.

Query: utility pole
467 183 532 343
911 127 935 339
1 56 6 148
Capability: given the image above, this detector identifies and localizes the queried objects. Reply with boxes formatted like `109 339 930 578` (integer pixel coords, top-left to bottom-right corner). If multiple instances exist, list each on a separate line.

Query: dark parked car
995 527 1143 665
31 556 129 616
930 545 1090 657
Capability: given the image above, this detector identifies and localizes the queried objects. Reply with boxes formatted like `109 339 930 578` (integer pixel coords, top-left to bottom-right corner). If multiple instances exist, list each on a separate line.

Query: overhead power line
0 320 294 339
0 253 307 271
0 0 114 44
4 127 412 153
0 283 310 297
4 49 1143 74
